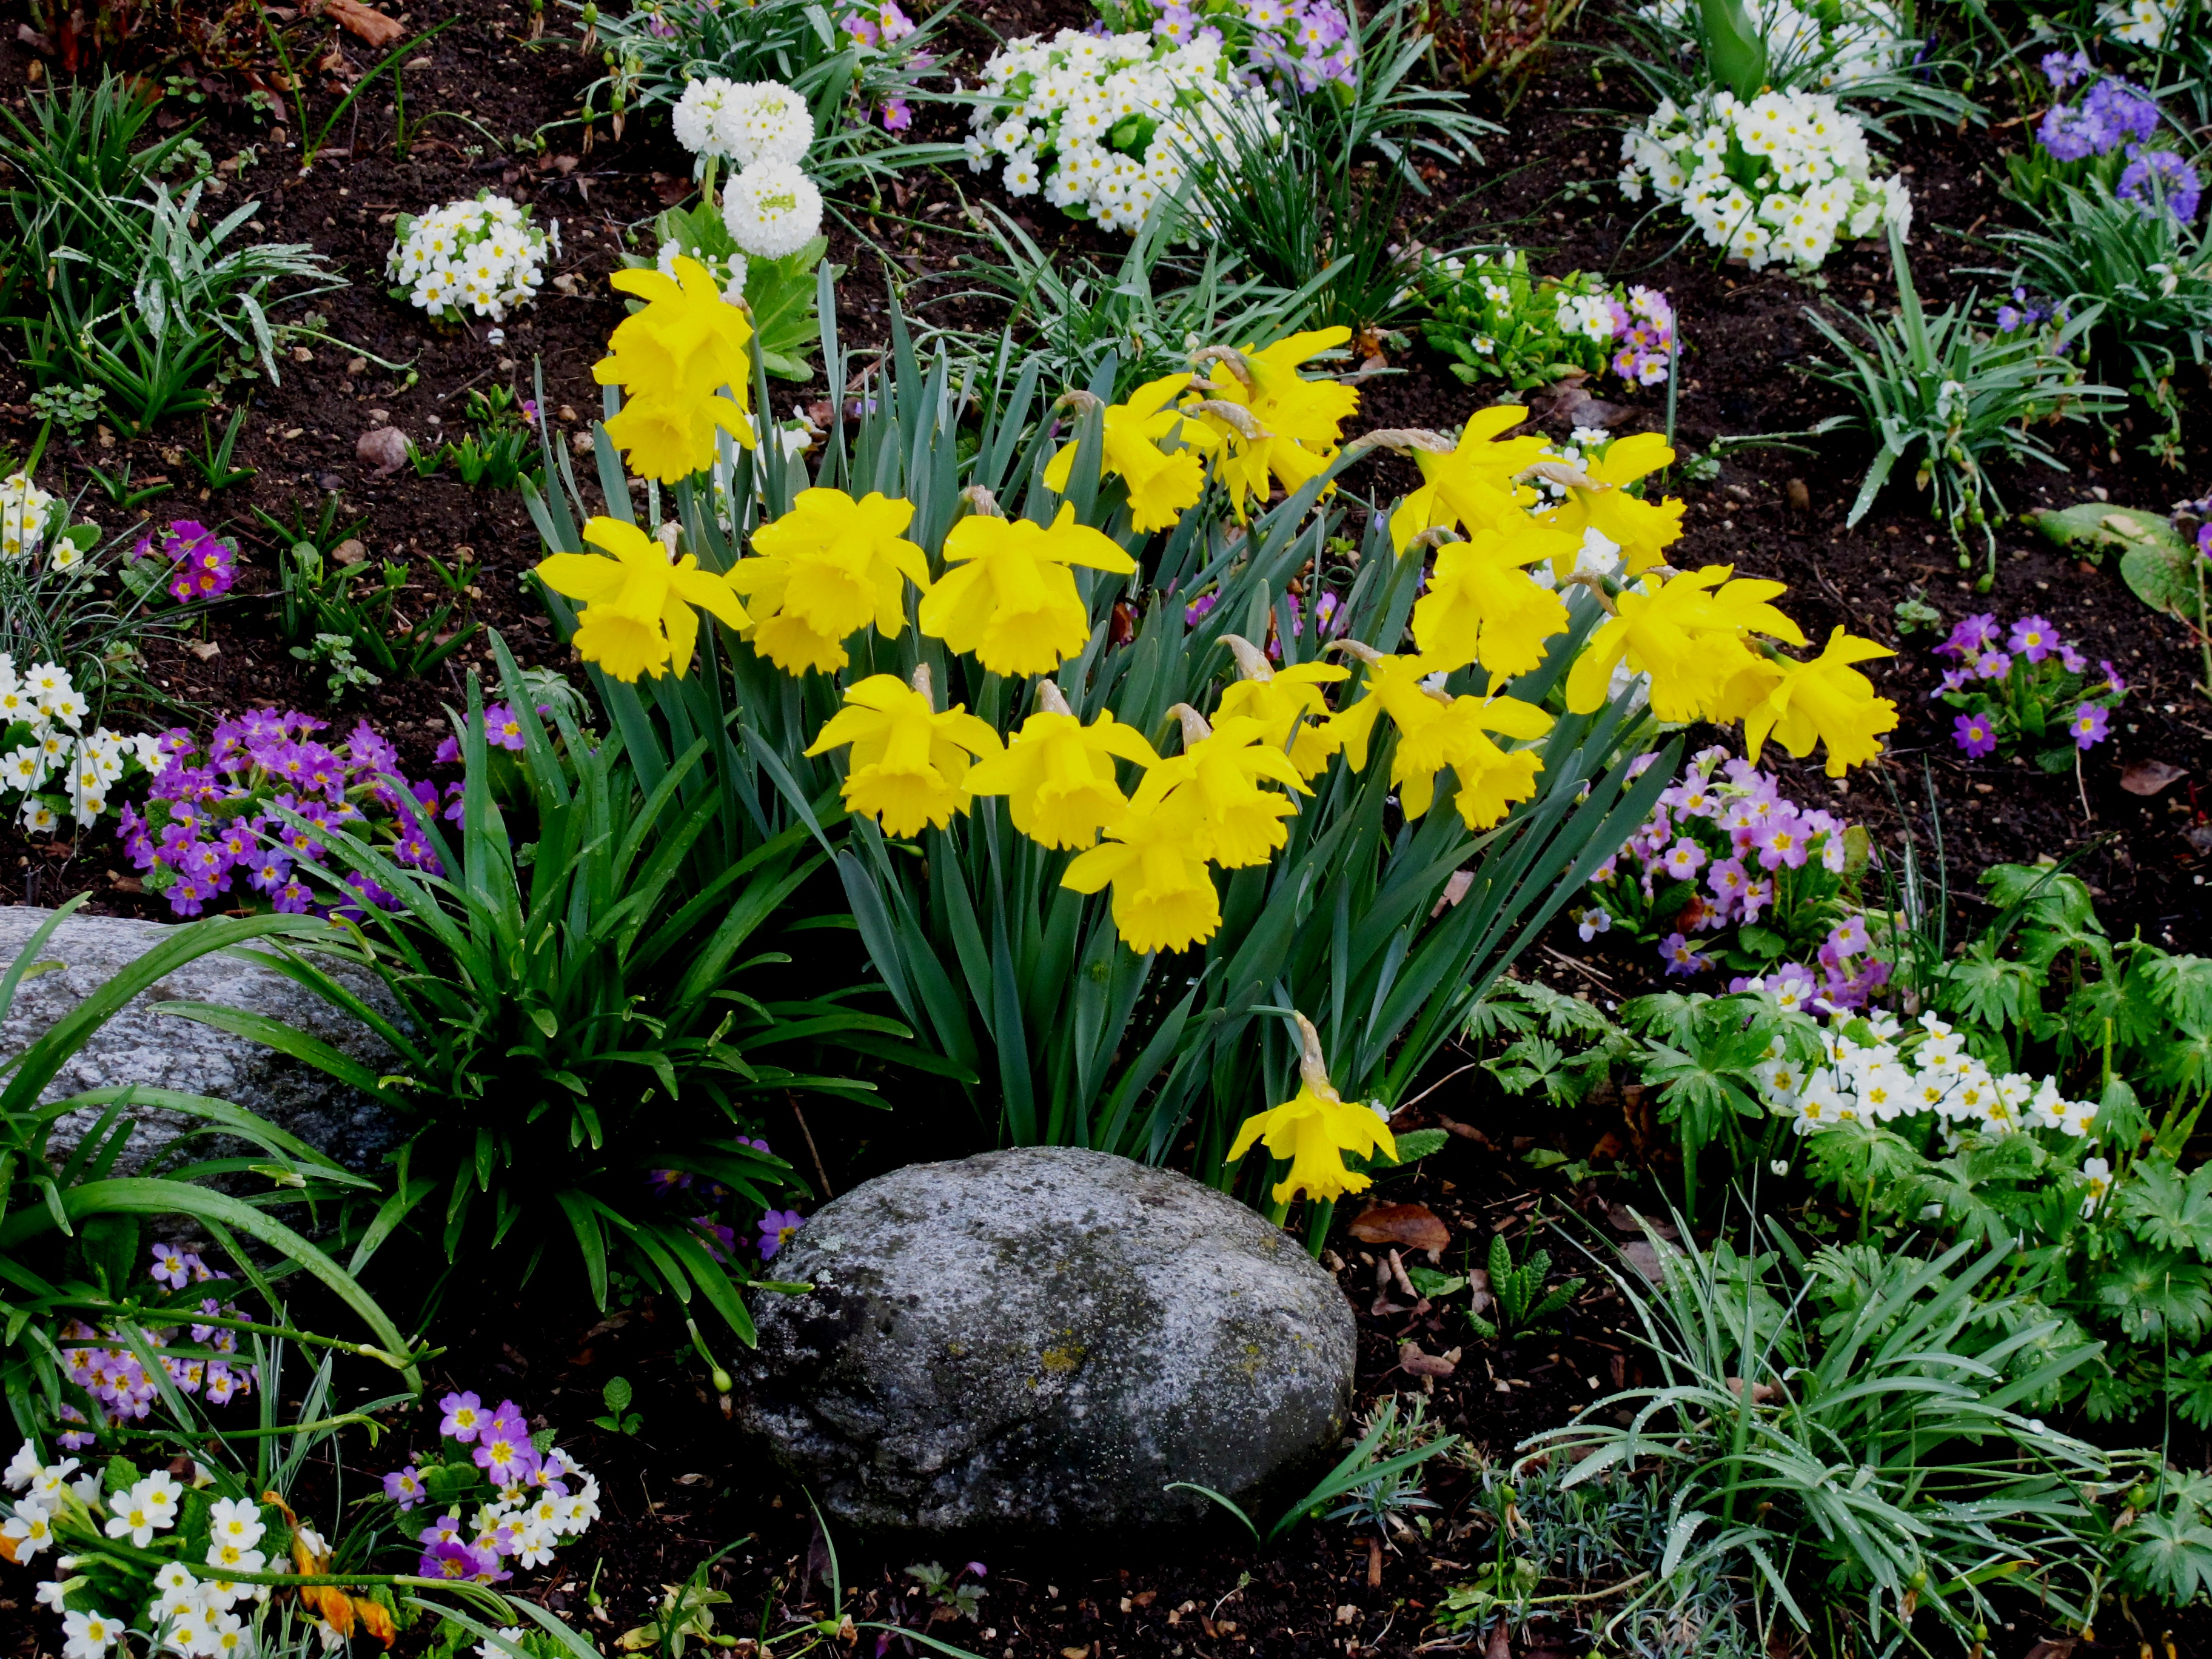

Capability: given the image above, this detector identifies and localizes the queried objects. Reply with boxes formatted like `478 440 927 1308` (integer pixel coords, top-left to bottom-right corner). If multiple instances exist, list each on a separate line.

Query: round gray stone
736 1144 1358 1536
0 906 398 1174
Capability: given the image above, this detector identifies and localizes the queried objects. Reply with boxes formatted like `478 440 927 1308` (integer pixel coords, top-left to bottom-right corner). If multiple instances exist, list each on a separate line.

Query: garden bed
5 0 2212 1653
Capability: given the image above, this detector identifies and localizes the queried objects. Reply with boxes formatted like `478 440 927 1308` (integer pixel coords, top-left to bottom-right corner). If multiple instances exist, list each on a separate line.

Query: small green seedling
1469 1232 1585 1341
594 1375 642 1436
903 1561 987 1621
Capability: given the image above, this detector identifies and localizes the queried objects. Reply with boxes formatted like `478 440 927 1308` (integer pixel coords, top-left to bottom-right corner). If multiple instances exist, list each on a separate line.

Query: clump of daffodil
1530 433 1686 577
1059 785 1221 956
919 500 1138 677
1410 521 1572 682
1564 565 1805 725
1227 1011 1396 1207
592 256 757 483
1145 703 1310 868
1323 643 1552 830
1213 634 1347 780
964 681 1159 850
1182 330 1360 519
1366 411 1553 554
534 515 749 683
1723 626 1899 776
734 488 931 675
1042 379 1213 532
803 666 1002 837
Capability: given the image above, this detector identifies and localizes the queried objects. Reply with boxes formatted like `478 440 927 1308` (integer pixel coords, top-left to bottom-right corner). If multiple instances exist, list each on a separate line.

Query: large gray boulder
0 907 398 1174
736 1144 1358 1536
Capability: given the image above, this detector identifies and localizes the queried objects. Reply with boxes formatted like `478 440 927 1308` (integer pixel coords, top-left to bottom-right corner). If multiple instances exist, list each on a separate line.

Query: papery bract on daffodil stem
1727 626 1900 777
535 515 749 683
592 256 757 483
733 487 930 675
1213 634 1347 780
1182 330 1361 519
1530 432 1686 577
1228 1011 1396 1208
1564 565 1806 725
1366 412 1553 554
804 666 1002 837
1042 379 1213 532
964 680 1159 850
919 500 1138 677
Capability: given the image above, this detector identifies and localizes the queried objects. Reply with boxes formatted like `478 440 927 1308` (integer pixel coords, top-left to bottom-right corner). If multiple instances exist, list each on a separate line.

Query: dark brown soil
5 0 2212 1653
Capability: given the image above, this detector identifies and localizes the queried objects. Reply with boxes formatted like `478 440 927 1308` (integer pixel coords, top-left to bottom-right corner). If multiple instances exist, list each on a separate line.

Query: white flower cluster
721 160 824 261
0 472 54 563
0 658 155 831
1617 89 1911 270
1758 1010 2110 1206
386 193 556 323
1556 290 1618 343
666 77 826 265
965 28 1285 235
672 76 815 171
4 1445 268 1659
2103 0 2174 45
1638 0 1912 93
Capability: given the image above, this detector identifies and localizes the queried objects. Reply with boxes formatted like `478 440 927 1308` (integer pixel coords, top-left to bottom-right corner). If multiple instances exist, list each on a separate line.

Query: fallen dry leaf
1398 1340 1457 1378
316 0 403 46
2122 759 2188 796
2019 1640 2076 1659
1620 1239 1666 1284
330 537 369 566
1483 1615 1512 1659
184 640 220 662
1349 1201 1450 1256
357 425 409 478
1725 1376 1783 1404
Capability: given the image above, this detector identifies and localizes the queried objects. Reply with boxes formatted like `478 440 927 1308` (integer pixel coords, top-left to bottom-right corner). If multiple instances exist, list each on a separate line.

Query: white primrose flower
61 1608 122 1659
721 80 814 167
2 1499 54 1560
0 473 54 563
387 194 551 324
722 160 824 260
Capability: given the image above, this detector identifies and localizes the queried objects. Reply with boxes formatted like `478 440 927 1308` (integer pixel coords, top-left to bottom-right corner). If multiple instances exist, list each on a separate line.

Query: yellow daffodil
733 488 931 675
534 515 750 683
1532 434 1686 577
1182 330 1360 519
1392 691 1554 830
1384 408 1553 553
1141 706 1310 868
1564 566 1806 723
592 256 757 482
1042 377 1213 532
1318 647 1450 774
1410 523 1572 680
1227 1011 1396 1204
919 502 1138 677
1214 634 1348 780
803 669 1002 837
1059 788 1221 955
1729 627 1899 776
964 683 1160 850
